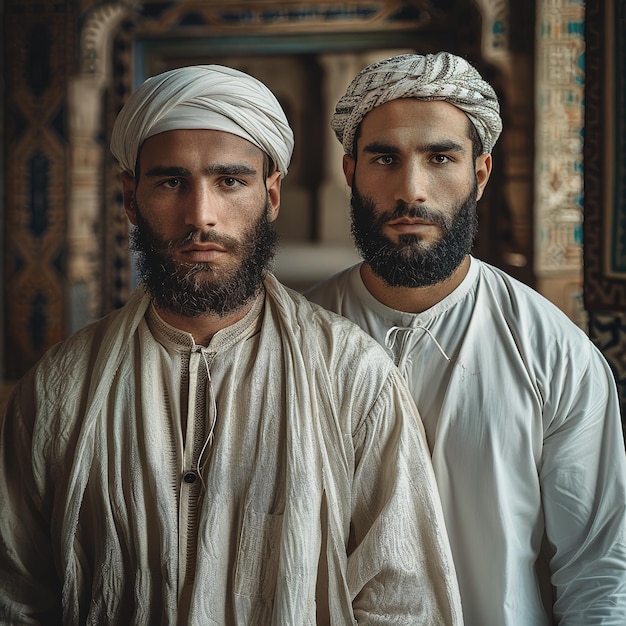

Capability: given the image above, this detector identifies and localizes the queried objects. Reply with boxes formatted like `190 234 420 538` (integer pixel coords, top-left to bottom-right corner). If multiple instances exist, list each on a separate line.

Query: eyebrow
144 166 190 178
144 164 258 177
362 139 467 154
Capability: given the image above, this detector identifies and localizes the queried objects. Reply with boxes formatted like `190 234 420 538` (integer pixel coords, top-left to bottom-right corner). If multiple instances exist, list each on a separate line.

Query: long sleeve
541 341 626 624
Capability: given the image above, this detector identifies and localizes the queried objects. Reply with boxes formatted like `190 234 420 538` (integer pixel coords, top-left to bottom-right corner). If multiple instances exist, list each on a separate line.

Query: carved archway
67 2 132 330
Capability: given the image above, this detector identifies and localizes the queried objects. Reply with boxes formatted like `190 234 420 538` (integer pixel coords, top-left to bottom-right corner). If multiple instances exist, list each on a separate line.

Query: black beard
349 182 478 288
130 199 278 318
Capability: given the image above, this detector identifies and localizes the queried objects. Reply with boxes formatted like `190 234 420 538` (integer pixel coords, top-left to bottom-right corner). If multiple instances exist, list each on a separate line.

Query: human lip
385 217 437 234
177 243 228 262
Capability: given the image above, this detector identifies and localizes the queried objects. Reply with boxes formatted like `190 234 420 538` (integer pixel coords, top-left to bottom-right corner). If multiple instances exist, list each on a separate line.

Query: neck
154 299 257 347
360 256 471 314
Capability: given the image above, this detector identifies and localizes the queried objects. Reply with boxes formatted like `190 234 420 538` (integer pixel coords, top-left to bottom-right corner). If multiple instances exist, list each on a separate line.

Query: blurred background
1 0 625 421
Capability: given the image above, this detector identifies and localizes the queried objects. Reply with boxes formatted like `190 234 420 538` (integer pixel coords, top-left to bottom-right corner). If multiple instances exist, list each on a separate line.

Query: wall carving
79 2 129 76
534 0 585 273
584 0 626 420
3 0 76 378
584 0 626 309
531 0 586 327
68 3 130 329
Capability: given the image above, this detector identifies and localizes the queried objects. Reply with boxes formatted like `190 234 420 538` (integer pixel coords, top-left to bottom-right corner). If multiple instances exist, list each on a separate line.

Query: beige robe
0 275 462 625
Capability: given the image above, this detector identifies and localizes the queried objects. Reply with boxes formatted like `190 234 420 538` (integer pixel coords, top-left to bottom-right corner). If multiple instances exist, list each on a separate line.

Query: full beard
349 182 479 288
130 199 278 318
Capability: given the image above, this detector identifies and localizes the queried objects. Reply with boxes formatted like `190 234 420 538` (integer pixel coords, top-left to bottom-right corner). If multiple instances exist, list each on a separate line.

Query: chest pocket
234 507 283 600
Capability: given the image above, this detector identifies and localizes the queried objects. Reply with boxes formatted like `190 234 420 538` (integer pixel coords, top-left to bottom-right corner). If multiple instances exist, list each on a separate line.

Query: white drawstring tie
384 325 451 372
195 350 218 490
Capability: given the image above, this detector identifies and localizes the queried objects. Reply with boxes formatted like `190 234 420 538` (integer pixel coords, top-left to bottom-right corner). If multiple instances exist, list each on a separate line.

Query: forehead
139 128 265 168
358 98 472 147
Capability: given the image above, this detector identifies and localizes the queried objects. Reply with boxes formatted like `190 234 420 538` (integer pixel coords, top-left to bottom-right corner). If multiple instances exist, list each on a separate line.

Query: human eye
374 154 396 166
430 154 451 165
159 177 183 189
220 176 245 189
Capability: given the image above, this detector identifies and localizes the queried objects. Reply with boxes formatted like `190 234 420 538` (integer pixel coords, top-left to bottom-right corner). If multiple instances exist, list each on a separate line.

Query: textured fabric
110 65 294 177
0 275 463 625
332 52 502 155
307 257 626 626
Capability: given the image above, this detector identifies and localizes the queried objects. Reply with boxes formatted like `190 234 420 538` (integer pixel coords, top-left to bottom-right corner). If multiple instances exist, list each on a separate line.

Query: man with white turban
0 64 463 624
307 52 626 625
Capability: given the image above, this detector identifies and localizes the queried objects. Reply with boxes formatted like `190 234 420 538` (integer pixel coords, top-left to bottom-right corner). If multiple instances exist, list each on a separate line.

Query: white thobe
306 257 626 625
0 274 462 625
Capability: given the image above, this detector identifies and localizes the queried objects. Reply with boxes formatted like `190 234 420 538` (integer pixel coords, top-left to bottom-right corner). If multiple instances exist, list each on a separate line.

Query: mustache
162 229 241 254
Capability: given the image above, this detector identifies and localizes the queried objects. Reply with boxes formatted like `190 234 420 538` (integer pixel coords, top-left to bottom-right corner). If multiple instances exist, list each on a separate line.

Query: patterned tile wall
534 0 586 330
3 0 76 379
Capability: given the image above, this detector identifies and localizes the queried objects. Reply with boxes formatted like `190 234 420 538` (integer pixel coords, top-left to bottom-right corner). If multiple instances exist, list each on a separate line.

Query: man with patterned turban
0 65 463 624
307 52 626 624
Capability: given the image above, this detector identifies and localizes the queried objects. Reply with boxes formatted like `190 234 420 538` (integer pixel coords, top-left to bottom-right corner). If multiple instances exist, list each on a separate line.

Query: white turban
110 65 294 177
332 52 502 155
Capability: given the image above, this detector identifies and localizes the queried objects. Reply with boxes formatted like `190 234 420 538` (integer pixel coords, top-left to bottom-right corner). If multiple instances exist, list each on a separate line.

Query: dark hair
262 153 277 180
467 118 483 160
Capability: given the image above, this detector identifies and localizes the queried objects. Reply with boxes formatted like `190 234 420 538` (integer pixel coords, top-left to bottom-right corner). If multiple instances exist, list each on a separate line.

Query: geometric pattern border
588 310 626 435
583 0 626 310
2 0 76 379
609 0 626 275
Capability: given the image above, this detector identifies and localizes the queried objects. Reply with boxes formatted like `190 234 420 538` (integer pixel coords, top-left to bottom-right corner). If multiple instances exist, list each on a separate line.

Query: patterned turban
110 65 294 177
332 52 502 155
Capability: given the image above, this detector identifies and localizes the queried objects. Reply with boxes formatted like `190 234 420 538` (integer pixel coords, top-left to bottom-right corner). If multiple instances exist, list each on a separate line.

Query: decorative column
67 2 130 332
534 0 586 326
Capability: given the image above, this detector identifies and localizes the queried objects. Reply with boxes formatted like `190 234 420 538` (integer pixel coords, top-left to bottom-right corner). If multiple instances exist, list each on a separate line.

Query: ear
120 171 138 225
343 153 355 188
475 153 492 201
265 169 282 222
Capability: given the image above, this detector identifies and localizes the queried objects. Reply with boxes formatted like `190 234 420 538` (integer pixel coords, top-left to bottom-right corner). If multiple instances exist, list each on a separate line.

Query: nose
184 183 219 229
394 161 428 205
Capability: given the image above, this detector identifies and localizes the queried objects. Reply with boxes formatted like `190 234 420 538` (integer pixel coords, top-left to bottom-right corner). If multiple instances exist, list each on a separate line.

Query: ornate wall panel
584 0 626 309
535 0 585 272
584 0 626 420
584 0 626 308
3 0 76 379
533 0 586 326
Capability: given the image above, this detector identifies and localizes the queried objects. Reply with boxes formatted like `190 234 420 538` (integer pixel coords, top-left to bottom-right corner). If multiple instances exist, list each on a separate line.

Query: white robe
306 257 626 625
0 275 462 625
